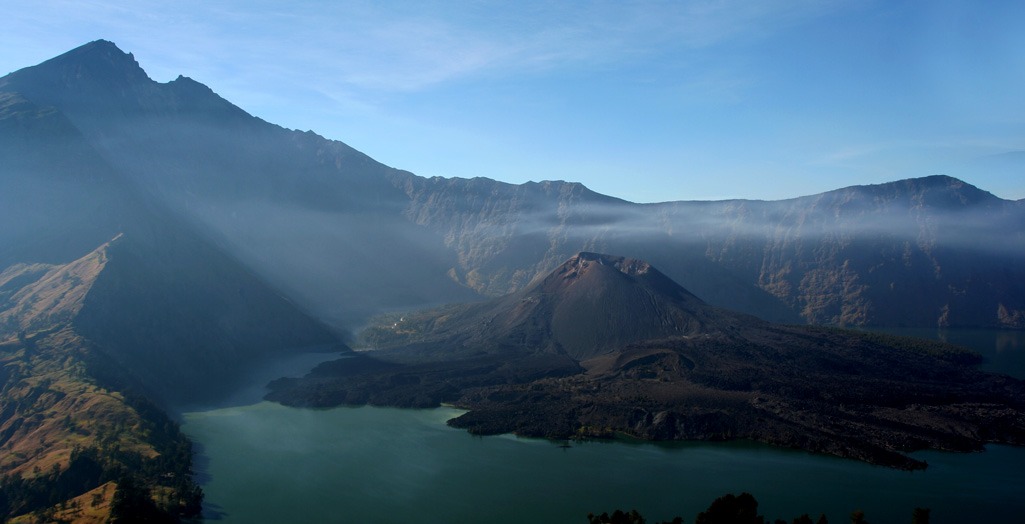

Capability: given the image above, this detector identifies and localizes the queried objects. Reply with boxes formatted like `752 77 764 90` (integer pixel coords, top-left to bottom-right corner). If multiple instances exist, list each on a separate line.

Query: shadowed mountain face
0 84 341 405
268 253 1025 470
4 40 1022 331
0 40 478 329
362 252 747 362
0 91 128 267
500 252 726 360
394 172 1025 328
1 51 344 520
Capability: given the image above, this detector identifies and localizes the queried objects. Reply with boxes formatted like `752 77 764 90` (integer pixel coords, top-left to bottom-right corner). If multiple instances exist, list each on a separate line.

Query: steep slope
0 82 342 405
390 173 803 323
395 172 1025 328
73 226 342 405
269 253 1025 469
0 245 202 521
673 175 1025 327
363 252 745 361
0 238 113 336
0 73 342 520
1 40 477 328
3 36 1022 476
0 91 129 267
492 252 730 360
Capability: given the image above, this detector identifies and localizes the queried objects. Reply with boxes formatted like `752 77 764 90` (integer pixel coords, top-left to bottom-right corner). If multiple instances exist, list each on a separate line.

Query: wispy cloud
815 138 1025 169
3 0 855 90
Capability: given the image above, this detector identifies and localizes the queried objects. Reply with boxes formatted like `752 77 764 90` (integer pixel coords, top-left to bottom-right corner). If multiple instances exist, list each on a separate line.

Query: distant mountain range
1 40 1023 520
3 40 1023 332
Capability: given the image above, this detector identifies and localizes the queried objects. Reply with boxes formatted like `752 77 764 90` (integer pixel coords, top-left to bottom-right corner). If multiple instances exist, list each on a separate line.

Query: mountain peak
895 175 999 207
822 174 1001 209
1 39 151 98
0 40 259 135
361 252 733 363
76 39 122 53
908 174 986 194
544 252 686 303
43 39 148 79
569 252 653 277
917 174 962 185
508 252 725 359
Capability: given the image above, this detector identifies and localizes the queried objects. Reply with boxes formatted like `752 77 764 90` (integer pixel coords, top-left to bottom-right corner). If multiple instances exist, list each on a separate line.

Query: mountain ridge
5 40 1022 329
6 42 1015 205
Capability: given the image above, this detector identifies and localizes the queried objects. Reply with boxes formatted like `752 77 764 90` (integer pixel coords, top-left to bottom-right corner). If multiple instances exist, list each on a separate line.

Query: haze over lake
183 330 1025 524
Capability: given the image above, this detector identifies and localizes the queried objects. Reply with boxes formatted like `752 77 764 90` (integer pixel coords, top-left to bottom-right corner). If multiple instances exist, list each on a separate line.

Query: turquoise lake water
182 330 1025 523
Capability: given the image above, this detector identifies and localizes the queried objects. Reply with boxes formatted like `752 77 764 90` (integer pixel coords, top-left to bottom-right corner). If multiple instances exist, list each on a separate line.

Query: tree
911 508 930 524
695 493 764 524
109 476 170 524
588 509 646 524
849 510 867 524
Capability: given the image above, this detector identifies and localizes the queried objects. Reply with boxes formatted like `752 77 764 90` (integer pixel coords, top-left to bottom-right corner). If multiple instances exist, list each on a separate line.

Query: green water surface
182 331 1025 523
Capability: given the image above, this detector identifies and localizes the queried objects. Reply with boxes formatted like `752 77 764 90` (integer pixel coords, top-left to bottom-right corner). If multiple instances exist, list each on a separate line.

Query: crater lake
182 330 1025 523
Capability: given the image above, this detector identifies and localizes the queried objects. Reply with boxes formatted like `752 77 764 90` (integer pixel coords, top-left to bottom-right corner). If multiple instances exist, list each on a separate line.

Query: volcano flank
267 253 1025 469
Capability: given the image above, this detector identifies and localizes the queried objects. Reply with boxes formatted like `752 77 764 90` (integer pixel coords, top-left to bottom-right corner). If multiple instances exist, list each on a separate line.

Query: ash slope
0 86 341 406
268 253 1025 470
361 252 747 361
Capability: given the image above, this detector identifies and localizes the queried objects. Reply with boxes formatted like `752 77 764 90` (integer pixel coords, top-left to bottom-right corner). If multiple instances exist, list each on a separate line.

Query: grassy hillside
0 228 342 520
0 327 201 521
0 242 203 521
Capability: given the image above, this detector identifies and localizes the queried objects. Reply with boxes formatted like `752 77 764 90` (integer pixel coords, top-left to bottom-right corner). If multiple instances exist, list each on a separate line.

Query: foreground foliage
589 492 931 524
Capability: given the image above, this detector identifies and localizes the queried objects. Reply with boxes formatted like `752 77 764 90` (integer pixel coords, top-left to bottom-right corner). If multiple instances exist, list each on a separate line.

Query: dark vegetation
588 492 932 524
269 253 1025 469
834 329 982 366
0 334 202 521
0 447 201 522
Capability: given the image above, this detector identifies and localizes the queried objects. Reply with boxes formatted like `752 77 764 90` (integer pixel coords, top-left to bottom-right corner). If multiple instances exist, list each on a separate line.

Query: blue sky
3 0 1024 202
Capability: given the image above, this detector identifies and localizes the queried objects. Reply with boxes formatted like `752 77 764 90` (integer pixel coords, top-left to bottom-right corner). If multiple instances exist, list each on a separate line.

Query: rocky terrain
268 253 1025 470
391 172 1025 328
